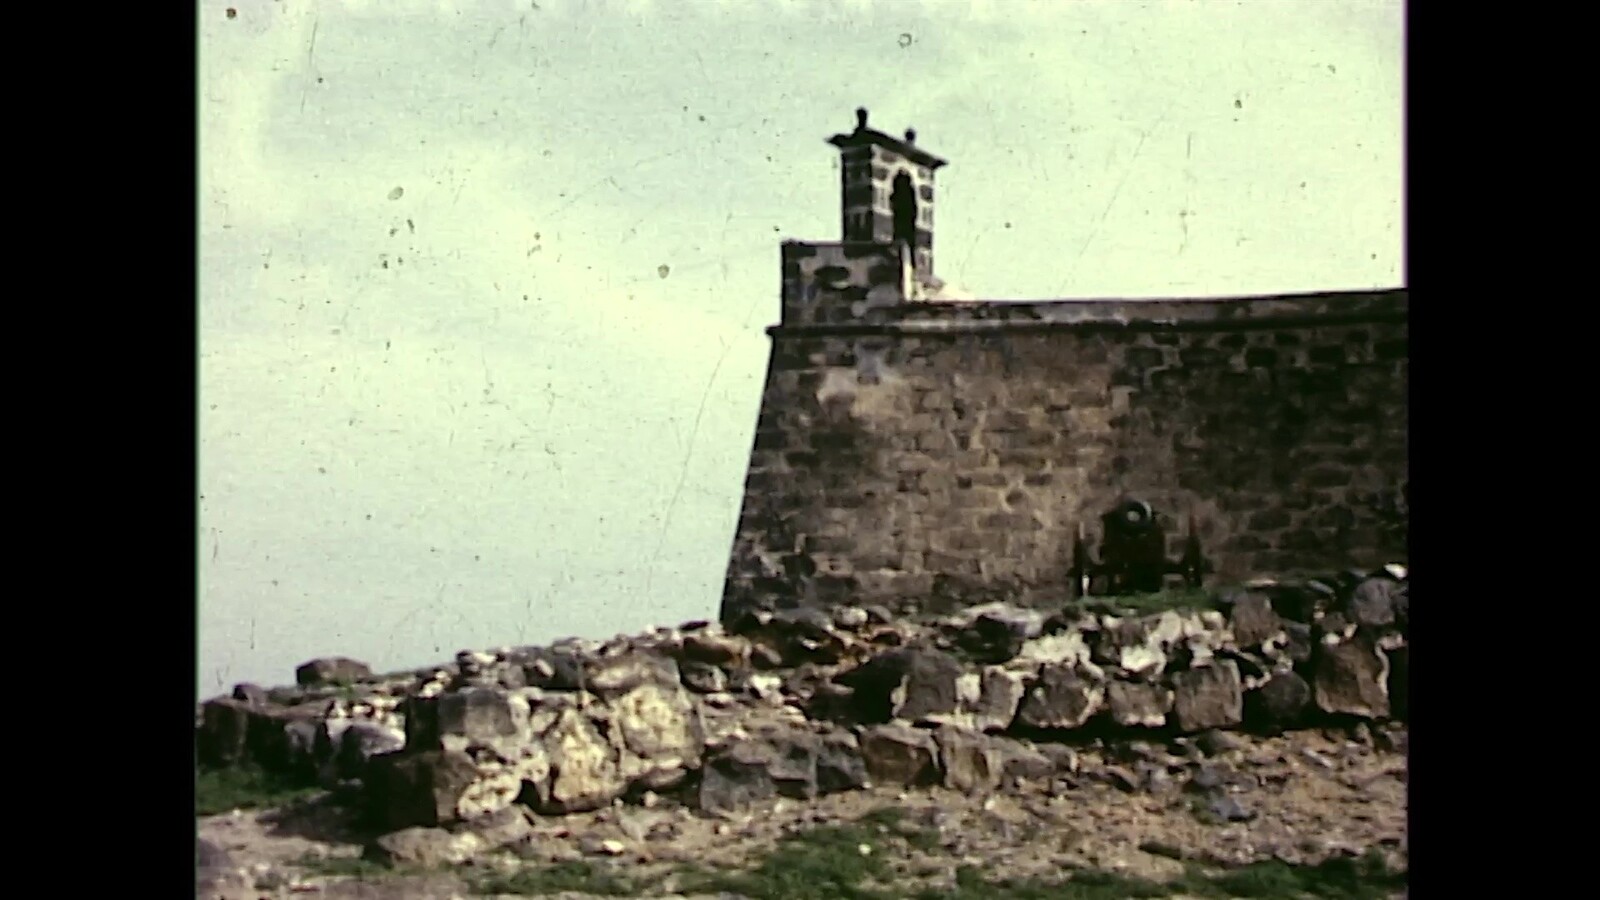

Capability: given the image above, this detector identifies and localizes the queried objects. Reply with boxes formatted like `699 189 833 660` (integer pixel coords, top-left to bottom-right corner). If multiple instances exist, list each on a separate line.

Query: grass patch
912 864 1175 899
1190 851 1406 899
294 854 394 881
467 860 640 897
195 762 322 816
680 820 897 900
1088 586 1219 617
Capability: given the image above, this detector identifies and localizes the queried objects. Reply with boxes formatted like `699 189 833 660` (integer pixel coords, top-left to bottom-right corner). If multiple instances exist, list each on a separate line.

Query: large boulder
834 647 964 724
245 703 326 774
611 680 705 791
1105 680 1174 728
436 687 531 742
514 646 587 691
335 721 407 781
857 723 941 787
678 628 753 668
1016 665 1104 730
1227 593 1284 649
296 657 372 687
197 698 252 767
582 652 682 699
365 749 481 831
698 726 867 813
1242 671 1312 733
1170 661 1243 733
540 707 627 814
1346 578 1398 629
1313 634 1390 719
934 726 1009 794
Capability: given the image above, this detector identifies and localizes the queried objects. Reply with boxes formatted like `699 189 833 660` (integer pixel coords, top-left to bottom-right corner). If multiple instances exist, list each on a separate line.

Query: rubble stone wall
721 289 1408 620
197 573 1408 839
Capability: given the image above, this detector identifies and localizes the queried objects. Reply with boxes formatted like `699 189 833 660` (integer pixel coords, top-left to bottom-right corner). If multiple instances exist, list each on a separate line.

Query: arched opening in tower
891 172 917 248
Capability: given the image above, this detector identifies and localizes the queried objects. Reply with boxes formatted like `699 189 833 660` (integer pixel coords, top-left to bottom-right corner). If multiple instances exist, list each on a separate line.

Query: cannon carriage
1067 499 1211 598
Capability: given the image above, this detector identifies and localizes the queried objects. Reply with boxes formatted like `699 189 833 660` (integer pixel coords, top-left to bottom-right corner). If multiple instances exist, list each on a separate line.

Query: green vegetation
468 860 640 896
1088 586 1220 617
195 762 322 816
1196 852 1408 899
679 818 898 900
294 854 395 881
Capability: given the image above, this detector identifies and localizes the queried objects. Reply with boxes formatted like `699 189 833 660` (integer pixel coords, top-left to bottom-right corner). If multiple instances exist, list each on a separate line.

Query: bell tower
828 107 948 283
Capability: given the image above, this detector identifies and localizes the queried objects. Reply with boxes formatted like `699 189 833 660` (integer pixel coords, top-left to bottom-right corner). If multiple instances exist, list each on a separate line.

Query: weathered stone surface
332 721 405 782
366 749 481 831
367 827 485 868
245 704 326 774
231 683 270 706
1264 584 1329 624
198 698 252 766
858 723 940 786
1347 578 1398 628
934 726 1006 794
436 687 530 742
719 288 1407 621
679 660 729 694
403 694 443 751
1016 665 1104 729
892 648 967 722
196 838 246 896
516 647 586 691
1171 662 1243 733
814 730 872 795
679 630 752 667
583 652 681 699
295 657 372 687
699 726 866 813
1314 635 1390 718
456 805 534 851
1105 680 1173 728
1388 645 1408 720
1012 630 1093 669
971 667 1028 731
1228 593 1284 649
284 719 321 779
1283 622 1314 665
1243 672 1312 732
699 740 783 813
832 606 871 631
541 708 625 813
834 647 945 723
611 681 705 789
998 740 1058 784
952 603 1046 663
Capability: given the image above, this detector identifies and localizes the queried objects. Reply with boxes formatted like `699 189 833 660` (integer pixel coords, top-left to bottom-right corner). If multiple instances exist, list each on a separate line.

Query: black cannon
1067 499 1211 598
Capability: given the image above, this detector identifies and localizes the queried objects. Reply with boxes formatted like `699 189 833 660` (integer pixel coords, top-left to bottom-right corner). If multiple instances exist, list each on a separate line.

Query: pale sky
198 0 1404 694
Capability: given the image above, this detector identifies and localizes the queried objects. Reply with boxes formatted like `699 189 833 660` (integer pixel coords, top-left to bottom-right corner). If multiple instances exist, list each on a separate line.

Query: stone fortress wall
719 111 1407 622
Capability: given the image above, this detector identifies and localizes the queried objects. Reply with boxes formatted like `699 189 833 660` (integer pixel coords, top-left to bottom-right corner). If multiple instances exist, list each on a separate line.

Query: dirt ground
196 726 1406 899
